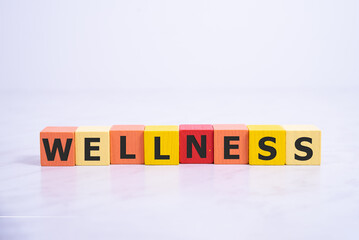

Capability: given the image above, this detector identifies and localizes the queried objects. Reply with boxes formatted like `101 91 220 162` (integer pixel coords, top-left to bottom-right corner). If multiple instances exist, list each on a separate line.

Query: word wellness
40 124 321 166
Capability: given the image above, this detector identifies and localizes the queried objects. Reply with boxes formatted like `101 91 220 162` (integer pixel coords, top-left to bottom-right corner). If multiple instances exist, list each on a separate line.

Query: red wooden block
40 127 77 166
110 125 145 164
179 124 214 164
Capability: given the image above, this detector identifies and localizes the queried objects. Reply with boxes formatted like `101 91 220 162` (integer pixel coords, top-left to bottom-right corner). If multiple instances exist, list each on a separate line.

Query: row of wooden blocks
40 124 321 166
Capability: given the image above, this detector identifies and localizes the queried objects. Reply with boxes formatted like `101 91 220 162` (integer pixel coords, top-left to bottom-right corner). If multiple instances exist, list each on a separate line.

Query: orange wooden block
110 125 145 164
40 127 78 166
213 124 248 164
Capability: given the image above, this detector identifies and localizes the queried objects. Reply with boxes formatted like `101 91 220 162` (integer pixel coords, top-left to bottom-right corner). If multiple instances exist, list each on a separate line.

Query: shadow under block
213 124 248 164
282 125 321 165
179 124 214 164
144 125 179 165
110 125 145 164
75 126 111 166
247 125 286 165
40 127 78 166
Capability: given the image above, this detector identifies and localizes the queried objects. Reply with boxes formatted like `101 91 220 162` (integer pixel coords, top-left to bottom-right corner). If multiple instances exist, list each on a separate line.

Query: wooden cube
282 125 321 165
248 125 286 165
75 126 111 166
213 124 248 164
179 124 214 164
144 126 179 165
110 125 145 164
40 127 77 166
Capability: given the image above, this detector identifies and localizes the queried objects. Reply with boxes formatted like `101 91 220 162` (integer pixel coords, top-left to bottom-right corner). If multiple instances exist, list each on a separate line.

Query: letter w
42 138 73 161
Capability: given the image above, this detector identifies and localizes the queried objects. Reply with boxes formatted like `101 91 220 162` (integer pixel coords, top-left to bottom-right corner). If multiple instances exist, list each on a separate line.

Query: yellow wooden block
144 125 179 165
248 125 285 165
75 126 111 166
282 125 321 165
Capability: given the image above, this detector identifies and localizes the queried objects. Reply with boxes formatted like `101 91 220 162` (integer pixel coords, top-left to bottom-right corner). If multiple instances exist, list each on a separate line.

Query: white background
0 0 358 239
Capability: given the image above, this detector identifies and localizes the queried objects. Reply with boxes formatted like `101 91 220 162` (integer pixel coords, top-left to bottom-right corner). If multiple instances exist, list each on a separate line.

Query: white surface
1 0 359 239
1 87 359 239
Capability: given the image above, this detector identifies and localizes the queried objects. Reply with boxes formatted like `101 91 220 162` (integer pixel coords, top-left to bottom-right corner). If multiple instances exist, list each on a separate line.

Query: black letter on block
85 138 100 161
295 137 313 161
258 137 277 160
187 135 206 158
155 137 170 159
42 138 73 161
120 136 135 159
224 136 240 159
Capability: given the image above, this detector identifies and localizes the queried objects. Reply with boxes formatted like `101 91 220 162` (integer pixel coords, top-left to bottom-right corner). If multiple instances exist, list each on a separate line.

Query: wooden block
144 125 179 165
40 127 77 166
179 124 214 164
110 125 145 164
75 126 111 166
282 125 321 165
213 124 248 164
247 125 286 165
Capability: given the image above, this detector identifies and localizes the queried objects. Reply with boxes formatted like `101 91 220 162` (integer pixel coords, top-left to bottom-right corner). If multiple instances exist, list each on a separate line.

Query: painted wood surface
283 125 321 165
75 126 111 166
40 127 78 166
248 125 286 165
213 124 248 164
144 125 179 165
110 125 145 164
179 124 214 164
